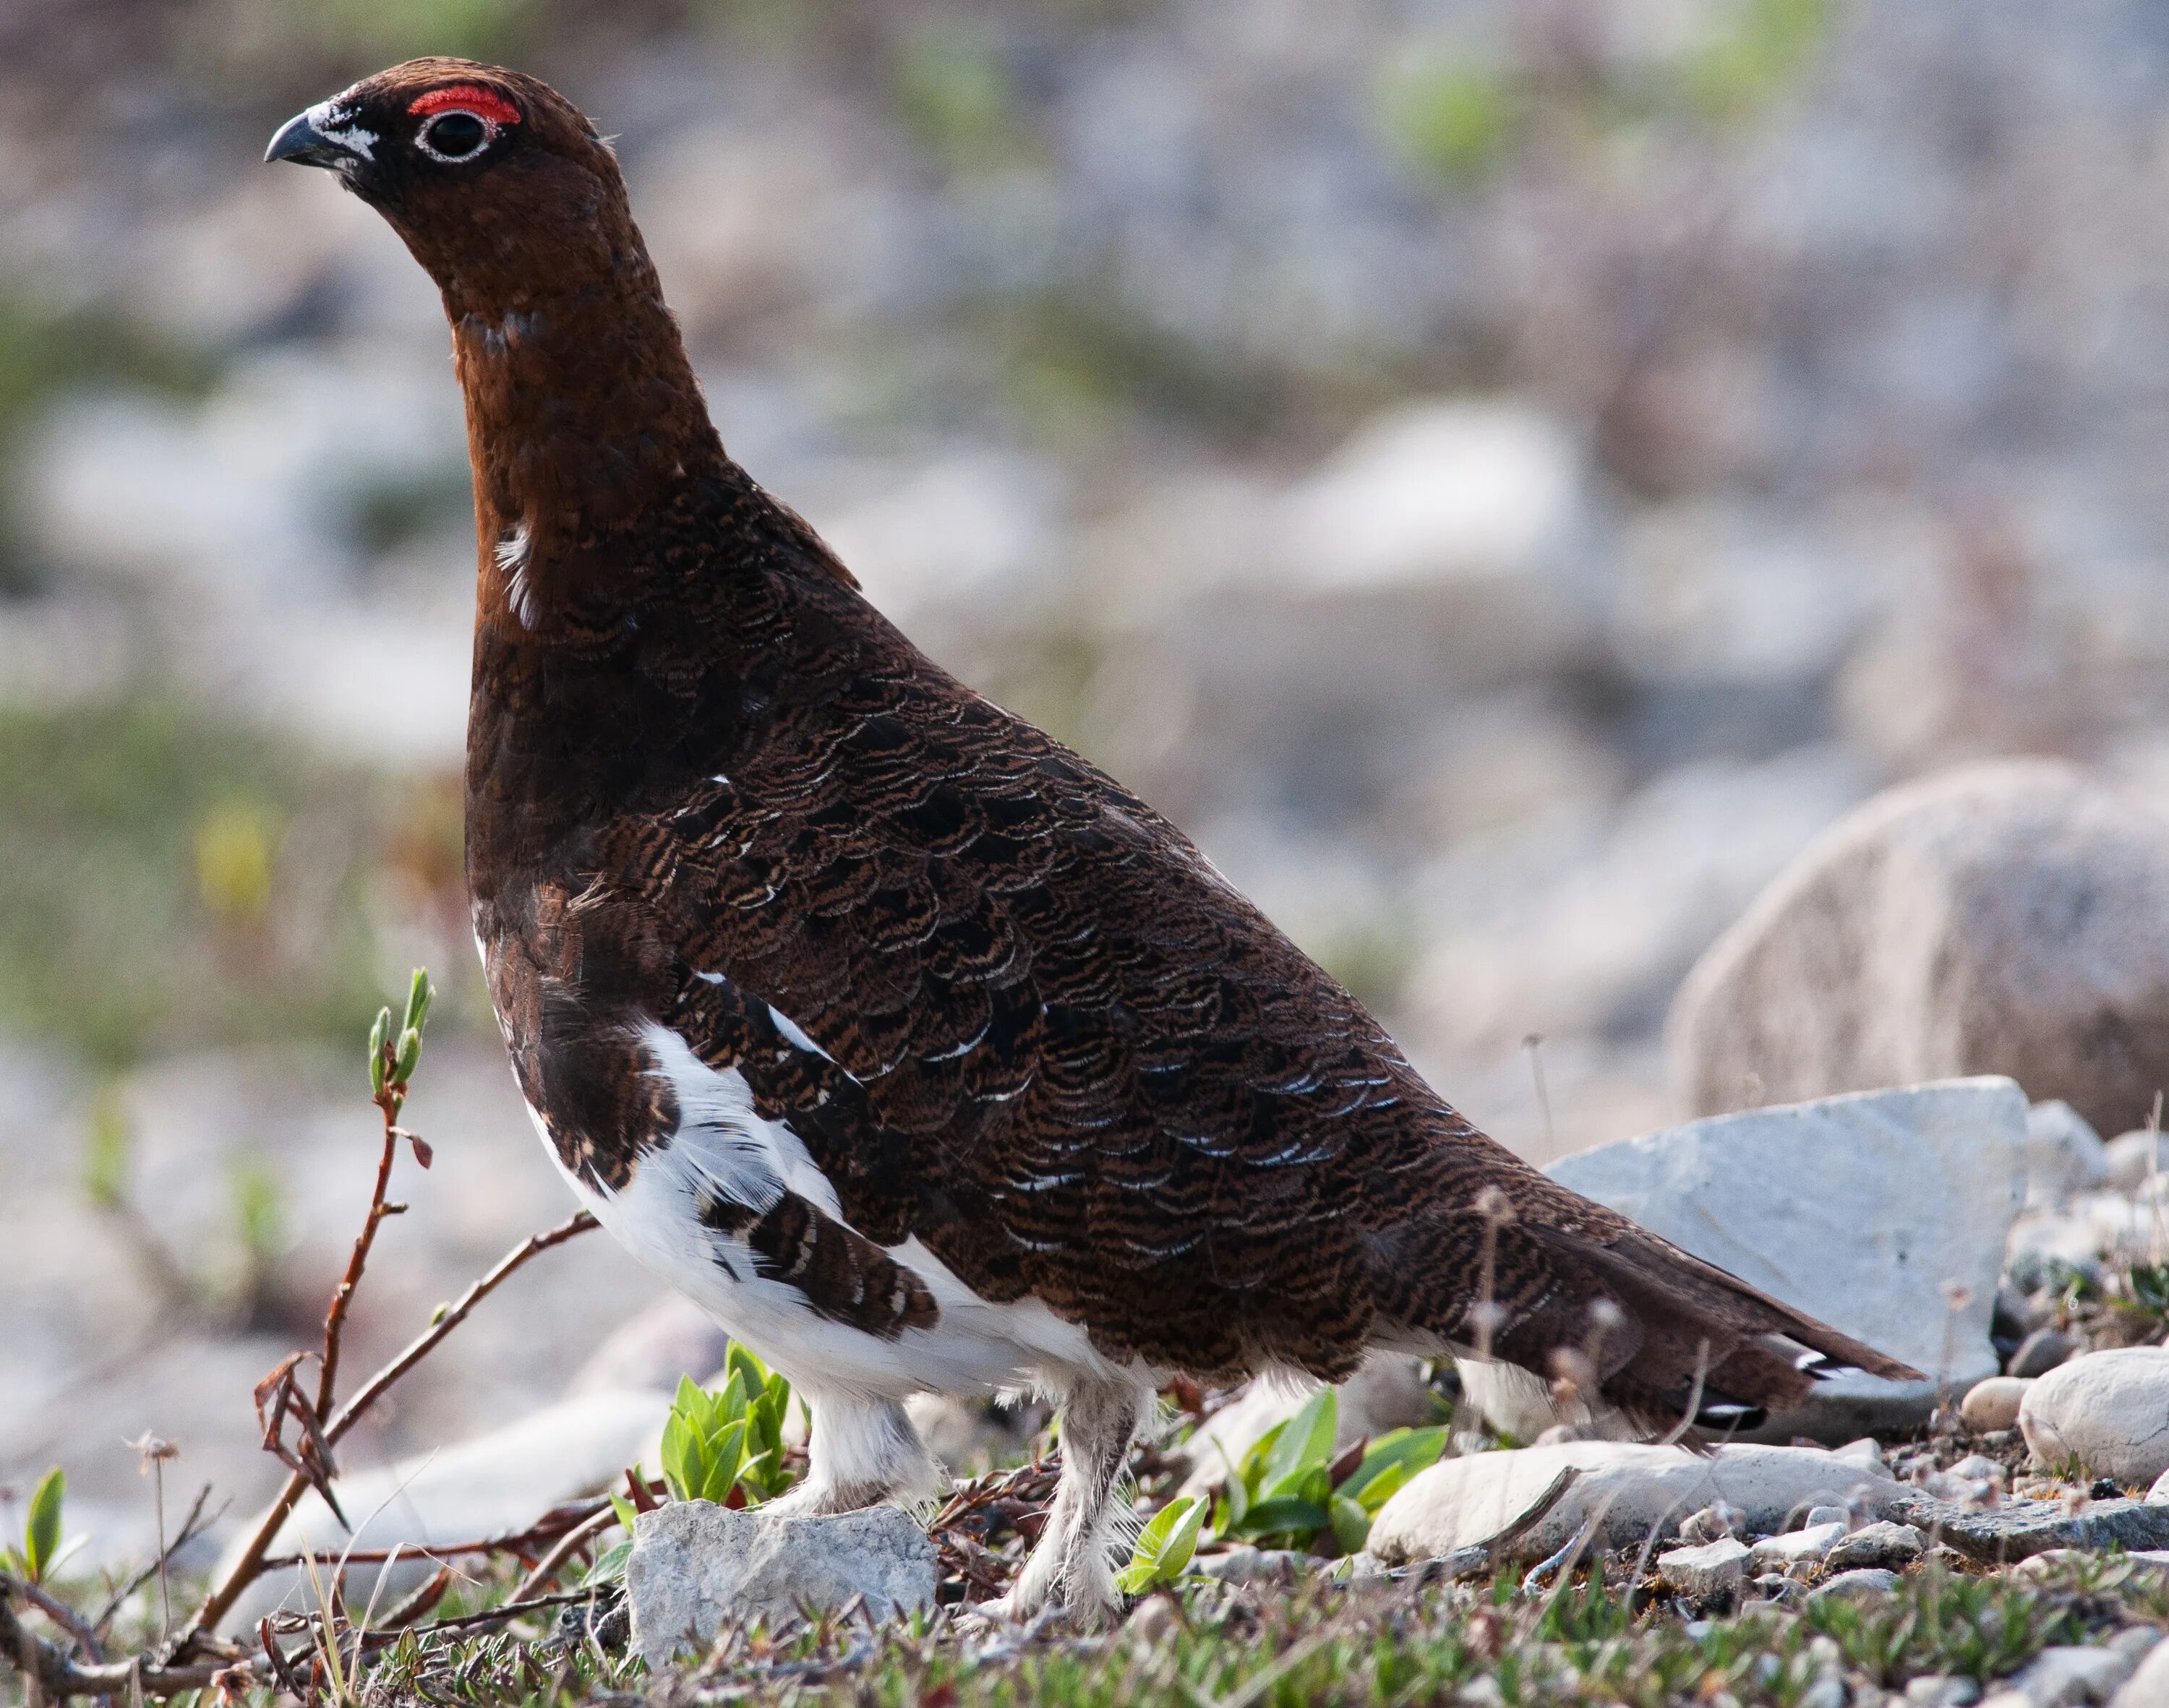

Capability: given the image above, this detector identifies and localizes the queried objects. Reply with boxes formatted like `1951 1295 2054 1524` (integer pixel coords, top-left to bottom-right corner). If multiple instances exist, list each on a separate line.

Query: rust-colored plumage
270 61 1918 1619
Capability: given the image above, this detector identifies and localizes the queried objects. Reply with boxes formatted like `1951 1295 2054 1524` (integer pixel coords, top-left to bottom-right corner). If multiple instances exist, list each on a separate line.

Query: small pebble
1807 1504 1850 1527
1826 1522 1928 1573
1810 1568 1899 1602
2011 1327 2080 1378
1963 1376 2034 1434
1658 1538 1751 1602
1905 1676 1982 1707
1752 1523 1847 1568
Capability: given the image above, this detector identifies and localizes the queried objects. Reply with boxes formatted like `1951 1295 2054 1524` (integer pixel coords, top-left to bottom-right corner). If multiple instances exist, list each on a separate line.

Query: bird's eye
418 111 489 161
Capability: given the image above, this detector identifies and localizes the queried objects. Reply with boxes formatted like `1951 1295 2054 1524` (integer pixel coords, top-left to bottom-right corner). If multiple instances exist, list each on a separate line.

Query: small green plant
1115 1494 1205 1594
659 1346 795 1506
4 1466 65 1584
1211 1390 1447 1554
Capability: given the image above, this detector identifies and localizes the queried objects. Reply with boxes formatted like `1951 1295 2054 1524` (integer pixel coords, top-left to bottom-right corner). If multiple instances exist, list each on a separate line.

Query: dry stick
313 1104 403 1429
14 1582 101 1665
325 1209 598 1450
259 1498 608 1570
176 1208 598 1652
1 1582 269 1703
508 1506 619 1605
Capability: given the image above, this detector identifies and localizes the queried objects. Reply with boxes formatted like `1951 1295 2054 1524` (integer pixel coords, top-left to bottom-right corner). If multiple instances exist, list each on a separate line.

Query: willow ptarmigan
269 60 1917 1622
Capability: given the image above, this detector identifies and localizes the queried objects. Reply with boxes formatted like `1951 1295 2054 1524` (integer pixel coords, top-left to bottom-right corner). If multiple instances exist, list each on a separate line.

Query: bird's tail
1380 1177 1924 1439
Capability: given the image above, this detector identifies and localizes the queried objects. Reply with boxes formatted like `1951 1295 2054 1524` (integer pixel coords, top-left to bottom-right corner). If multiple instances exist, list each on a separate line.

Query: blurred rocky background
7 0 2169 1576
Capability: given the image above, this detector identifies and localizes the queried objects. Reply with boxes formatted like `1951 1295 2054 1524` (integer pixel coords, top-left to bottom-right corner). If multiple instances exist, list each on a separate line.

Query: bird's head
265 59 630 309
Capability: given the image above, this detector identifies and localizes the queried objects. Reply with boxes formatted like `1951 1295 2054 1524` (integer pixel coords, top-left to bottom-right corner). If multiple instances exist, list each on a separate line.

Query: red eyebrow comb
408 85 521 126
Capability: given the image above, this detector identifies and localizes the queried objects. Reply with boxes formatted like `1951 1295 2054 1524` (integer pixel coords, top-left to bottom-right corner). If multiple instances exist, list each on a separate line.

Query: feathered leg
765 1389 936 1516
982 1375 1149 1629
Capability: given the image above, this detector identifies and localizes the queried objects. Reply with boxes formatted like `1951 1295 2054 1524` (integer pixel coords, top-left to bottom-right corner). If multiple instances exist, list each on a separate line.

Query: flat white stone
1366 1441 1899 1566
1545 1078 2026 1436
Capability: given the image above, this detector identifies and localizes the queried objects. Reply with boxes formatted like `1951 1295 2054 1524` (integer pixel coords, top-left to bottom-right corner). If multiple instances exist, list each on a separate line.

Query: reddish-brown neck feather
387 134 724 636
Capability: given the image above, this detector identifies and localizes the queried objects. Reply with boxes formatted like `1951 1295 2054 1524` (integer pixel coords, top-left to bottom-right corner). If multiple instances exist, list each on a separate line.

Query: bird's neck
445 238 726 632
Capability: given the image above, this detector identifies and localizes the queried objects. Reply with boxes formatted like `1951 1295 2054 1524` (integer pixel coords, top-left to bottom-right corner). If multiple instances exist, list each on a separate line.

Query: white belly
521 1023 1130 1402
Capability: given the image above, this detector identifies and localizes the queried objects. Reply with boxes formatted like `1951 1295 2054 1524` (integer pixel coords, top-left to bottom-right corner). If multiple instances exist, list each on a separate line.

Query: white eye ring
415 110 497 163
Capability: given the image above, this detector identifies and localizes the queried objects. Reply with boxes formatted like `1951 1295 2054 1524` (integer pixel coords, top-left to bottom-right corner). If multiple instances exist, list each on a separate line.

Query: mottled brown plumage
270 60 1917 1616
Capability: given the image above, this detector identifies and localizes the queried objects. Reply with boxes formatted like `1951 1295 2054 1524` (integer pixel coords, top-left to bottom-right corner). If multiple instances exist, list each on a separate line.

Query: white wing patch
514 1018 1140 1401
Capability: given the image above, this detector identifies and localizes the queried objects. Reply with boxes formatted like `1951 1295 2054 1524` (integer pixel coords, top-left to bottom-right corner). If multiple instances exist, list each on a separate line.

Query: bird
267 60 1921 1625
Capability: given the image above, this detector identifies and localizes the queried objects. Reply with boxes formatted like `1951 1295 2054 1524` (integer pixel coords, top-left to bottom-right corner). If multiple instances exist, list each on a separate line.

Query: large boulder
1544 1078 2027 1438
1667 760 2169 1138
1366 1441 1899 1566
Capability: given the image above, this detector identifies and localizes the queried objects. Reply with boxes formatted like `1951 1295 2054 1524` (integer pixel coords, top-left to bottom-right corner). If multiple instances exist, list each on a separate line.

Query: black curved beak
265 109 354 169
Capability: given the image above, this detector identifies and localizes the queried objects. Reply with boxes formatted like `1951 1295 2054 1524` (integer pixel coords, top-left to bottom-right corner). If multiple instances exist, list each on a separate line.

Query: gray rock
2022 1349 2169 1486
1194 1547 1312 1584
1824 1521 1927 1572
626 1501 936 1662
1656 1537 1751 1600
2029 1103 2111 1206
1886 1491 2169 1563
1811 1568 1899 1601
2105 1133 2169 1196
1908 1678 1983 1707
1546 1078 2024 1435
2008 1645 2135 1707
2112 1636 2169 1708
2014 1330 2082 1380
1667 760 2169 1142
1751 1522 1847 1568
1964 1378 2035 1434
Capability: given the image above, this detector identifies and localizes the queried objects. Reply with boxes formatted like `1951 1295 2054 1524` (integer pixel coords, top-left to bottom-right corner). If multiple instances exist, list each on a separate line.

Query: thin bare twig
175 1206 598 1651
2 1576 270 1703
259 1496 608 1571
14 1580 101 1665
509 1505 619 1604
325 1209 598 1453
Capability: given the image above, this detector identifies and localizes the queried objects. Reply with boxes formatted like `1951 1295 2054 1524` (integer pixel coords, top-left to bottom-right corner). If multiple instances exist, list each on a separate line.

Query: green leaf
660 1413 700 1503
1262 1389 1337 1493
1211 1436 1250 1530
367 1008 390 1097
1330 1494 1371 1555
24 1465 64 1584
724 1342 768 1395
1352 1459 1414 1516
402 967 433 1035
1233 1421 1285 1496
584 1538 631 1585
1233 1496 1328 1540
609 1491 639 1534
1115 1495 1205 1594
394 1026 422 1083
701 1420 748 1503
1338 1426 1447 1501
715 1370 748 1422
